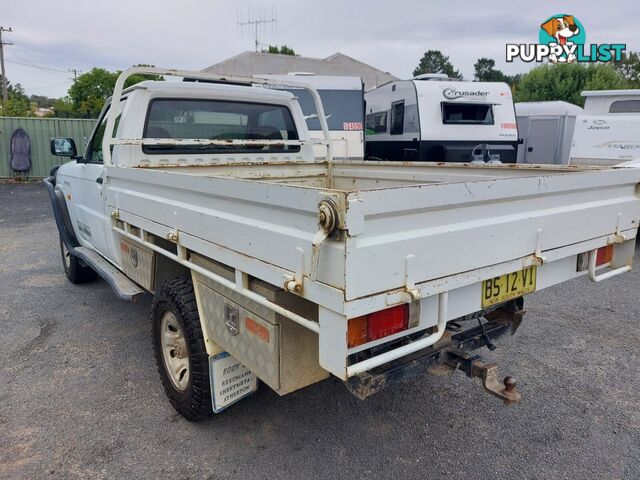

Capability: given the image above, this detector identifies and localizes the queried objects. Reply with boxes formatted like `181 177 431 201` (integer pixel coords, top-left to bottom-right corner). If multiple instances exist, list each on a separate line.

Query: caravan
257 73 365 160
570 90 640 166
364 75 518 163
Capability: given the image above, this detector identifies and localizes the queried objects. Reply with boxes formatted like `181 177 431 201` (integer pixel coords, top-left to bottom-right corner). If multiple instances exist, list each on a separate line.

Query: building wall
0 117 95 179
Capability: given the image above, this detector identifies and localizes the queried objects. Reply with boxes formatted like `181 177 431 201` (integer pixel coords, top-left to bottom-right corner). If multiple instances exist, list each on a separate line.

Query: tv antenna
237 6 277 52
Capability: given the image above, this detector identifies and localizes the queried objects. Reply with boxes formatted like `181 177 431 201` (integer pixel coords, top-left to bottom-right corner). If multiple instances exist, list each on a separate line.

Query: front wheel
151 276 212 421
59 237 96 284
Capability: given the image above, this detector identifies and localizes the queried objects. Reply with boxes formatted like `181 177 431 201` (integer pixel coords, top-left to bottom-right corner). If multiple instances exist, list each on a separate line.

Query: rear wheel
59 237 97 284
151 276 212 421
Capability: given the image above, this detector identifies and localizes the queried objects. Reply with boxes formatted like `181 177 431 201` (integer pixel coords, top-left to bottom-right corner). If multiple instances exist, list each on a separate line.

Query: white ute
45 67 640 420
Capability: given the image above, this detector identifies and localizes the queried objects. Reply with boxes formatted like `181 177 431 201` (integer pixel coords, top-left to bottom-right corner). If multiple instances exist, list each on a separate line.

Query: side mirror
50 137 77 157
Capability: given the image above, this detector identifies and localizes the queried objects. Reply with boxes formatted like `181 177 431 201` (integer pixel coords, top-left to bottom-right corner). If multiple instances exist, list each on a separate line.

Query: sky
1 0 639 99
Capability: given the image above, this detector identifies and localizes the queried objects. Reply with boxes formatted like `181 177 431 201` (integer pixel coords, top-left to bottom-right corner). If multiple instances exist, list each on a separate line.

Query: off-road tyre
59 236 97 284
151 276 212 421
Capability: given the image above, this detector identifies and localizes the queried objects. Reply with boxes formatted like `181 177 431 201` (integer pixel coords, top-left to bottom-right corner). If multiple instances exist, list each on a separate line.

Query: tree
514 63 628 106
413 50 462 78
473 57 509 82
68 68 117 117
68 66 163 117
264 45 297 56
614 51 640 87
0 78 32 117
53 97 79 118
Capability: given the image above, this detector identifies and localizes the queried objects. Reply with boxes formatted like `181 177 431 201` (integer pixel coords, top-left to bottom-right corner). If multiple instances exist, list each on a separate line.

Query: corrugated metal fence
0 117 95 179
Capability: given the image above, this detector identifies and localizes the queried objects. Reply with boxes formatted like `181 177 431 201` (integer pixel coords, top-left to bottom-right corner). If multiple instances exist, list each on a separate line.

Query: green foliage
0 78 33 117
413 50 462 78
264 45 297 56
473 57 510 83
67 65 164 118
614 51 640 88
53 97 80 118
473 58 523 92
514 63 628 106
68 68 114 117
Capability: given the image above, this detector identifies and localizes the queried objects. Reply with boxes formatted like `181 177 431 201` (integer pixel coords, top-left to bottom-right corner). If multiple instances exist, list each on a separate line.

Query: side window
365 112 387 134
609 100 640 113
85 109 109 163
390 101 404 135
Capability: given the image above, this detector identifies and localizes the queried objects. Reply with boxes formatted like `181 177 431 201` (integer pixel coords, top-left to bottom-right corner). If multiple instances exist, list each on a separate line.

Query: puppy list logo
506 14 626 64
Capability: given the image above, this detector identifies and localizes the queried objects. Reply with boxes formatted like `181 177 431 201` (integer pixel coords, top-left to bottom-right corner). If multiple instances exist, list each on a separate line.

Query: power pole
68 68 81 82
0 26 13 103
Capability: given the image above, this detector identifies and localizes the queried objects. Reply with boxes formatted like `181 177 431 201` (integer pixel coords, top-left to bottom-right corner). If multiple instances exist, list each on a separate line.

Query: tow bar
444 350 521 405
345 304 524 405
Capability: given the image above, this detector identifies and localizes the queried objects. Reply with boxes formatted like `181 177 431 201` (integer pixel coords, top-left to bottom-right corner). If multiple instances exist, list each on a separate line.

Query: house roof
203 51 398 91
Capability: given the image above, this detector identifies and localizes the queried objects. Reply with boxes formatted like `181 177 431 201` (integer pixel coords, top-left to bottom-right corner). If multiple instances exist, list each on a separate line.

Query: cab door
64 107 111 257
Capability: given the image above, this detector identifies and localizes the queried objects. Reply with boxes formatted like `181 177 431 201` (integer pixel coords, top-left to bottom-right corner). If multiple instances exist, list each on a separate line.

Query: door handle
96 176 103 184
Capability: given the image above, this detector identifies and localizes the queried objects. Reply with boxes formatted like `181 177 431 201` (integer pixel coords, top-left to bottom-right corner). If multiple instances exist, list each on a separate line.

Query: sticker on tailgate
209 352 258 413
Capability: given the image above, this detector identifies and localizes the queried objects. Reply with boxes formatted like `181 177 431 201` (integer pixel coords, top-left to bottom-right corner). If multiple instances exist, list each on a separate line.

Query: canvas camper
364 75 518 163
515 101 583 165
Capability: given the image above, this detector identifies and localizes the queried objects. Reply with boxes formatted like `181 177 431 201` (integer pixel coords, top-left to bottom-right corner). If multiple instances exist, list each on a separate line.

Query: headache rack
101 67 334 166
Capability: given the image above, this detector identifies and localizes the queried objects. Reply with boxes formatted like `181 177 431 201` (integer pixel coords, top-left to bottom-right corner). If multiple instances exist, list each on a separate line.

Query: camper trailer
569 90 640 166
257 74 365 159
515 101 583 165
364 75 518 163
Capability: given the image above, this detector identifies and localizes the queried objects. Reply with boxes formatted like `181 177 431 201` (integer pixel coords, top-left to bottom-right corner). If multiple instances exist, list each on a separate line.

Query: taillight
347 304 409 348
577 244 614 271
596 245 613 266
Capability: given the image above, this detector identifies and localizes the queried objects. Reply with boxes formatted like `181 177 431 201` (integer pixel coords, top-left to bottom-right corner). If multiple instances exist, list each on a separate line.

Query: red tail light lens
348 304 409 348
596 245 613 266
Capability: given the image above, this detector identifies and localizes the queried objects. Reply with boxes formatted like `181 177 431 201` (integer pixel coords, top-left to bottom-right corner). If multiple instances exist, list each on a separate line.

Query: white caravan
582 89 640 115
570 90 640 166
257 73 364 159
364 75 518 163
570 115 640 166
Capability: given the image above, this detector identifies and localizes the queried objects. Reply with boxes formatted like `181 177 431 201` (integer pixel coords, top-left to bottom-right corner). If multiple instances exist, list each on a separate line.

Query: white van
257 73 365 159
364 75 518 163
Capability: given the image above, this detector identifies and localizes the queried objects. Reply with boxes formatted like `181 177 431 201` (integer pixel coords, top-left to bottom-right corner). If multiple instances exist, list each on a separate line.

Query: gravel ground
0 183 638 480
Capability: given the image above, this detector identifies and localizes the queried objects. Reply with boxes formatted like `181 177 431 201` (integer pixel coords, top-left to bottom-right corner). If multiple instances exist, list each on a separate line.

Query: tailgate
343 167 640 300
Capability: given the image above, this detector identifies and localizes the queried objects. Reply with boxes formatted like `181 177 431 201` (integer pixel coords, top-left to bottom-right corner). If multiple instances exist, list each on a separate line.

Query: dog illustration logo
539 14 585 63
507 14 625 64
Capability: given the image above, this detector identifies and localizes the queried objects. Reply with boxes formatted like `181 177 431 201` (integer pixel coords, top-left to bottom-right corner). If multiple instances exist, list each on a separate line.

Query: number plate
209 352 257 413
481 266 537 308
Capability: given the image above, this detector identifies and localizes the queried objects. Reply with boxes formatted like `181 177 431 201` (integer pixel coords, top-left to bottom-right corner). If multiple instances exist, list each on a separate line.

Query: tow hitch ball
445 350 522 405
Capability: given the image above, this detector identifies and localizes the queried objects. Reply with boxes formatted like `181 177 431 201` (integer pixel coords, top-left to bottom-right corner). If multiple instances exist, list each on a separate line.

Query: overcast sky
2 0 638 98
